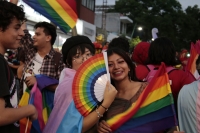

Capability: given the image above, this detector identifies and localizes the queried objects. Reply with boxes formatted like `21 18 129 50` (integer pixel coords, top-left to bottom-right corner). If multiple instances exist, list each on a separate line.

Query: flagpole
176 126 180 131
25 118 29 133
72 26 77 36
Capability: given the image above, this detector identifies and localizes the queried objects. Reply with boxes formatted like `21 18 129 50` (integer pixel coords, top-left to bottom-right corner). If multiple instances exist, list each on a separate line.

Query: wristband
100 104 108 111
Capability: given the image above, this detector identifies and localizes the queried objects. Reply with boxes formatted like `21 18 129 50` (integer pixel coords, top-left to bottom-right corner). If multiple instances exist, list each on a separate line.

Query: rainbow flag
107 63 178 132
43 68 83 133
22 0 78 33
19 75 58 133
186 41 200 79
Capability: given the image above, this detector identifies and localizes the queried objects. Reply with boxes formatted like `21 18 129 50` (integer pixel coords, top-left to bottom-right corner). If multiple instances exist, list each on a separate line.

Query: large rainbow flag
43 68 83 133
19 75 58 133
186 41 200 79
22 0 78 33
107 63 178 132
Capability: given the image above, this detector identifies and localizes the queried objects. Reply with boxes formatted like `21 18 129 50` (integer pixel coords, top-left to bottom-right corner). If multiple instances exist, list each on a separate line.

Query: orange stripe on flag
56 0 78 22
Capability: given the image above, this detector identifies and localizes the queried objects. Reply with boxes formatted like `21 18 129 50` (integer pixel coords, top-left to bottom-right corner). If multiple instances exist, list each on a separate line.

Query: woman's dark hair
147 37 177 66
107 48 140 83
65 43 95 67
34 22 57 45
0 1 26 32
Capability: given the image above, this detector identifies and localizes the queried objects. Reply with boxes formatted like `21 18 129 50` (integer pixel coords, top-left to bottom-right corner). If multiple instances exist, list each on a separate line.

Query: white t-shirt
23 53 44 92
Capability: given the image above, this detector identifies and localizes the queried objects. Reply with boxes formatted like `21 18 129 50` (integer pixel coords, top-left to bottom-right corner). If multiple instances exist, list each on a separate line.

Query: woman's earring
128 71 131 81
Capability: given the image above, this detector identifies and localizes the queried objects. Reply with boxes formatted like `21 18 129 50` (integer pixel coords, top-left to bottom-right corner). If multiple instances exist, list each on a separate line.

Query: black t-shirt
0 54 19 133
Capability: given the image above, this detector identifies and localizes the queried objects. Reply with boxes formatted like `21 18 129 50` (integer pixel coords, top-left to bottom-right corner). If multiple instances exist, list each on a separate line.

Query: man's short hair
108 37 130 53
34 22 57 45
0 1 26 32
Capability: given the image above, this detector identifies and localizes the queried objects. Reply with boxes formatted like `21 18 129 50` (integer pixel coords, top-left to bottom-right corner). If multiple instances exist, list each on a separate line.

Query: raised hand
102 81 117 109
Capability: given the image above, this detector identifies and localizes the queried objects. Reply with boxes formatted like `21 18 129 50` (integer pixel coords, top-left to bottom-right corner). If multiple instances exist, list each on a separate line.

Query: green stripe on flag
133 94 174 118
37 0 71 33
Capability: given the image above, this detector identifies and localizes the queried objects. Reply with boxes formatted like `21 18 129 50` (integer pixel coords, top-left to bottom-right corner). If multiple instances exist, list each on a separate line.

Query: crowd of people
1 0 200 133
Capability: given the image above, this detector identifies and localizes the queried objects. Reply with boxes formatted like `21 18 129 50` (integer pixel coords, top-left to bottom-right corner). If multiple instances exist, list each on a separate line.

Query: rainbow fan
72 52 110 116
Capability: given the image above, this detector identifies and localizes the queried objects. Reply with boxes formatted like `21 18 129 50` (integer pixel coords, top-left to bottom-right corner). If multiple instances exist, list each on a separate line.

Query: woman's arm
82 82 117 132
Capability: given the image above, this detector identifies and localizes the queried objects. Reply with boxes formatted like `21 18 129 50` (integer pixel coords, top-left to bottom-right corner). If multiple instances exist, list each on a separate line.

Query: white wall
76 19 96 42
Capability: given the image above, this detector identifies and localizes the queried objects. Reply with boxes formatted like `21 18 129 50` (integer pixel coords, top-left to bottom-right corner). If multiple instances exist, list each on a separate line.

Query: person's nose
19 28 25 37
82 55 88 62
113 63 120 69
32 34 36 40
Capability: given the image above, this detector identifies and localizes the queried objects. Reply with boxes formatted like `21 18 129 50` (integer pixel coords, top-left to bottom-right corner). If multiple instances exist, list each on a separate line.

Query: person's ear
46 35 51 43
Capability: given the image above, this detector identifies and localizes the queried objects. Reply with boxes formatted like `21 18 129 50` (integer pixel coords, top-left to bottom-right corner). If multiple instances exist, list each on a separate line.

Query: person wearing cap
43 35 117 133
179 49 189 70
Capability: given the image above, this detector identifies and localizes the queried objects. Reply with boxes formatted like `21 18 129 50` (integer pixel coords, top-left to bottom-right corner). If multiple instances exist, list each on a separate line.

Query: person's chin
33 43 38 47
10 43 20 49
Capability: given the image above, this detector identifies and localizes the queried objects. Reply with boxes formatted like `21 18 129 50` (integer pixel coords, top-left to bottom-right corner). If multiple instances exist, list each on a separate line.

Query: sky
179 0 200 9
96 0 200 9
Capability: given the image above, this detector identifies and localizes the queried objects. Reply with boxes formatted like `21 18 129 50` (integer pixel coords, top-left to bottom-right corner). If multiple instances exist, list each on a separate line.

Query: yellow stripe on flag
19 91 29 106
43 108 48 124
141 83 171 107
46 0 76 28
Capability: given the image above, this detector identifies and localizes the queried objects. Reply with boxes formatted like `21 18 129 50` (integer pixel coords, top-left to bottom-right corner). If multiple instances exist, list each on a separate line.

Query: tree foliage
108 0 200 51
129 36 141 49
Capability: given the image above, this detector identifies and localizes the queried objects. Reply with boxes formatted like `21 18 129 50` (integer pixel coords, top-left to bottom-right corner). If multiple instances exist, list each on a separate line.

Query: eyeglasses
73 53 93 64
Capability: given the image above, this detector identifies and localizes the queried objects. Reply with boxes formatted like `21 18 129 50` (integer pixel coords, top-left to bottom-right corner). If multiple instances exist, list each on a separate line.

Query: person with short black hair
34 22 57 46
0 1 37 133
108 37 130 54
21 21 65 96
44 35 117 133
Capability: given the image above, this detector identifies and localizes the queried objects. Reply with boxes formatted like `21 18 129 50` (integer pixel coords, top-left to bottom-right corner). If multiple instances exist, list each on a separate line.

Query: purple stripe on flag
115 105 177 132
35 75 58 90
119 116 176 133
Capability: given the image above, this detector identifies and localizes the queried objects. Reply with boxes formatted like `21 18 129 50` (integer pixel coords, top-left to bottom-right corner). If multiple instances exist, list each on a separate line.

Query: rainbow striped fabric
19 75 58 133
186 41 200 79
43 68 83 133
107 63 178 132
22 0 78 33
73 53 107 117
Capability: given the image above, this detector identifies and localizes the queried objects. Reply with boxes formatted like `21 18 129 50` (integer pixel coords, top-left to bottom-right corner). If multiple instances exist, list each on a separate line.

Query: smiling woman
97 48 147 132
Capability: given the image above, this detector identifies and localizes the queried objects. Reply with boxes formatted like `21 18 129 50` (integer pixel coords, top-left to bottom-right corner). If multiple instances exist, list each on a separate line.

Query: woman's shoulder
136 81 148 87
129 82 147 103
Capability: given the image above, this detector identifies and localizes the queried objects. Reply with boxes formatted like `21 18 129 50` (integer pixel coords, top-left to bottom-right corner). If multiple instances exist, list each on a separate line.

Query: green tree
129 36 141 49
108 0 200 51
177 5 200 50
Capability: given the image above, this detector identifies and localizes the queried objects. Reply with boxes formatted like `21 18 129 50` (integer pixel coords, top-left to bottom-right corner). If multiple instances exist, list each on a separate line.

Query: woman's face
72 48 93 70
108 53 130 81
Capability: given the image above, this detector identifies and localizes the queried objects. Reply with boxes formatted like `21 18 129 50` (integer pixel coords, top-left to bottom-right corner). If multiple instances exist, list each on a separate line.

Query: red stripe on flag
64 0 77 14
56 0 78 22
